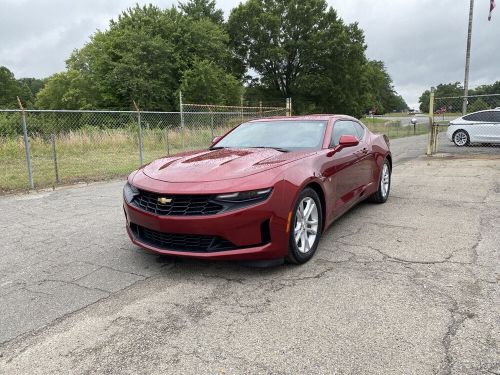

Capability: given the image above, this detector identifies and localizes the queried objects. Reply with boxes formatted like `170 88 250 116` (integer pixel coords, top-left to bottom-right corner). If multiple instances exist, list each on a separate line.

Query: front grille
132 190 224 216
130 223 236 252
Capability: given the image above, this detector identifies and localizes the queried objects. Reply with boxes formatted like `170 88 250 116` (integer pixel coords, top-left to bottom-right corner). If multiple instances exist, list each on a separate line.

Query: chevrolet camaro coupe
123 115 392 265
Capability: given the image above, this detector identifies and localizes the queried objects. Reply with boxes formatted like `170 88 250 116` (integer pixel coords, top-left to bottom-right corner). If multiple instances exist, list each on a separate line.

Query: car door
321 120 365 218
350 120 375 189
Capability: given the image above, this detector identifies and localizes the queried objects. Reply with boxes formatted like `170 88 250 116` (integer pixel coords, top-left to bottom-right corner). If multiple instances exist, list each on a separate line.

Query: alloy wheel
454 131 468 146
294 197 319 253
381 163 390 198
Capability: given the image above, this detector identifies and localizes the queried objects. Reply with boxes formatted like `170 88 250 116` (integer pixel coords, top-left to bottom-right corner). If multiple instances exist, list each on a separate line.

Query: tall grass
0 126 231 193
364 121 429 139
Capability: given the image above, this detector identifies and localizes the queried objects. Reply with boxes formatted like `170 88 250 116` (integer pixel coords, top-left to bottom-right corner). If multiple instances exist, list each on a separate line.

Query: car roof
463 108 500 116
248 114 359 122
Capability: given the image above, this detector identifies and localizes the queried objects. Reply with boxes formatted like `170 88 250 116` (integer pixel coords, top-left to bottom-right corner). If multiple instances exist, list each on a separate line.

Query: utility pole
462 0 474 115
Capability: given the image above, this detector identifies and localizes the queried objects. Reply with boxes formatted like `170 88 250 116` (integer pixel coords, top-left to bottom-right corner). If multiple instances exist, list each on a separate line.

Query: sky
0 0 499 108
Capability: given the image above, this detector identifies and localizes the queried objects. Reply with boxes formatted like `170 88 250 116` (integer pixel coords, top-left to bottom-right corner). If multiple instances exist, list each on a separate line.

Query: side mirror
211 136 222 145
338 134 359 148
327 135 359 156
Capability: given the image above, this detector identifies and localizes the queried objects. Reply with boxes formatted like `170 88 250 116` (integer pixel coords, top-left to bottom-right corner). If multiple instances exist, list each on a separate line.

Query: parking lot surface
437 132 500 156
0 134 498 374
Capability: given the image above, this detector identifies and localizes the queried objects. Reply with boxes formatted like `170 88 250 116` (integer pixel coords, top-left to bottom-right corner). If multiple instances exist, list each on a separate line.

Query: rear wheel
370 159 391 203
453 130 469 147
286 188 323 264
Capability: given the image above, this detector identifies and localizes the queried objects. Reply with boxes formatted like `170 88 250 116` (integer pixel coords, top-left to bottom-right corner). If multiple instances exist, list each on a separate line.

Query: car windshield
214 120 327 151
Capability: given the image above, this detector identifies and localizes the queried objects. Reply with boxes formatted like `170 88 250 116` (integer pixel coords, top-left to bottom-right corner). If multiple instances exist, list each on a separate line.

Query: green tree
35 70 99 109
471 81 500 108
419 82 463 113
17 78 46 105
179 0 224 25
363 60 407 114
227 0 373 117
468 98 489 112
56 4 235 110
471 81 500 95
180 60 243 105
0 66 22 108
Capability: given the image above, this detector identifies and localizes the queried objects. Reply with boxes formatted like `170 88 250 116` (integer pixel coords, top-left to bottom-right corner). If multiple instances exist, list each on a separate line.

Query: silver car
447 109 500 146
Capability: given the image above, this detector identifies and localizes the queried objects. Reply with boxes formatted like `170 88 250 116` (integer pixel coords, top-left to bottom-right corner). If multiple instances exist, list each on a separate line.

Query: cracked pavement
0 135 498 374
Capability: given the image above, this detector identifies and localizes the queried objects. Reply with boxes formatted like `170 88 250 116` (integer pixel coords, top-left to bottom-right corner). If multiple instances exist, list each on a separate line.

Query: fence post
17 97 34 189
164 127 170 156
179 91 185 151
285 98 293 117
240 95 244 122
426 91 435 155
433 120 439 153
259 101 263 116
51 134 60 184
210 111 214 139
133 100 143 166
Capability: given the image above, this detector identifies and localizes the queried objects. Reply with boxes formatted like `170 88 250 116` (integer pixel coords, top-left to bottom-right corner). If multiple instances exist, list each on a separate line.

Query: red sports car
123 115 391 265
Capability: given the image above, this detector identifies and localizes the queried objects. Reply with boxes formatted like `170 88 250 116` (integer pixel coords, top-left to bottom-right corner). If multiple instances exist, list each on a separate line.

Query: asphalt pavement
437 132 500 156
0 134 498 374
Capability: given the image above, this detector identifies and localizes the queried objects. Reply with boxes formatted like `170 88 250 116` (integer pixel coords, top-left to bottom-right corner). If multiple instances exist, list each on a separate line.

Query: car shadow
138 199 373 281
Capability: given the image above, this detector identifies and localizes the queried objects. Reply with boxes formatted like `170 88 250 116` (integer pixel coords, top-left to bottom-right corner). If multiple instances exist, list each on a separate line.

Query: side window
483 111 497 122
463 113 480 121
463 111 495 122
352 121 365 139
492 111 500 123
331 121 357 147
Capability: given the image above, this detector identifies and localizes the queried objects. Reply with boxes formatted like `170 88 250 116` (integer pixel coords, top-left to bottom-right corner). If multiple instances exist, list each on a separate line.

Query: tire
286 188 323 264
370 159 391 204
453 130 469 147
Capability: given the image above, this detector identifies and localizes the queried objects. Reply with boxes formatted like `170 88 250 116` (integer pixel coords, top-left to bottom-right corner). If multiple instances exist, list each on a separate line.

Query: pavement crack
439 303 475 375
335 239 473 266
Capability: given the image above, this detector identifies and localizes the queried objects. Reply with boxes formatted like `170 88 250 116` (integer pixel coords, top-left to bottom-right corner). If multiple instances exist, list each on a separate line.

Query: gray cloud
1 0 499 108
331 0 500 107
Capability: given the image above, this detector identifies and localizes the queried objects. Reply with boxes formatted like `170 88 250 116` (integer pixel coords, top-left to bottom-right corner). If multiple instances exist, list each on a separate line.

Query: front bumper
123 187 291 261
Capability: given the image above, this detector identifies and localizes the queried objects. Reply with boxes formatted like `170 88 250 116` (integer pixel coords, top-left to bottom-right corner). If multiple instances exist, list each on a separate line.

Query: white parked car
447 109 500 146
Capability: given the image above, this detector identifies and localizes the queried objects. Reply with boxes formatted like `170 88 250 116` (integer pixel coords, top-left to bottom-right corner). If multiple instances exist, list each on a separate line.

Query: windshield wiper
249 147 290 153
209 146 226 150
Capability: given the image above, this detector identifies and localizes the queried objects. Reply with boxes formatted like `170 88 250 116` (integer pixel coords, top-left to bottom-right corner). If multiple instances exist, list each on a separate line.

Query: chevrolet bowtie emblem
157 197 172 204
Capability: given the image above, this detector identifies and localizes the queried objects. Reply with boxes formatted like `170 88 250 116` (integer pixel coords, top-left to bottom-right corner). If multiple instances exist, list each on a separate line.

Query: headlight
215 188 272 203
123 182 140 203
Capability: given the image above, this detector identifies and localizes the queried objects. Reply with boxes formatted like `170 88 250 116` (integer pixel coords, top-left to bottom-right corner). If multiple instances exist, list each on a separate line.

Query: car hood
142 148 313 183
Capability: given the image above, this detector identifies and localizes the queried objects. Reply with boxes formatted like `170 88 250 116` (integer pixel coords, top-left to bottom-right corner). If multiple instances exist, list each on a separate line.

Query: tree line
419 81 500 113
0 0 408 117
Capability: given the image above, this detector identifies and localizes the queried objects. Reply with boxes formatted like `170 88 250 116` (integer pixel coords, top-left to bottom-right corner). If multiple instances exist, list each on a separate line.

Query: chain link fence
427 93 500 155
0 103 288 192
363 117 429 139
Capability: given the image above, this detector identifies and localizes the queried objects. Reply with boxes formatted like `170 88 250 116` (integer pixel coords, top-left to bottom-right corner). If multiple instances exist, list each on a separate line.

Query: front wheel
453 130 469 147
370 159 391 203
286 188 323 264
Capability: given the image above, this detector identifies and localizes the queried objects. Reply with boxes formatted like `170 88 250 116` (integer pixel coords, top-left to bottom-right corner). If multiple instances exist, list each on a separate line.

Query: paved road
437 132 500 156
1 134 499 374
